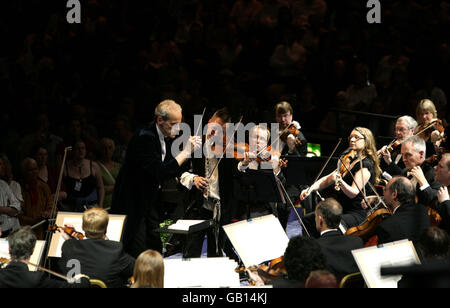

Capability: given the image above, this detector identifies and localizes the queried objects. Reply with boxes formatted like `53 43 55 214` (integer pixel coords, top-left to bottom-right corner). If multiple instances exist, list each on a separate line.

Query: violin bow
275 176 311 237
43 146 72 268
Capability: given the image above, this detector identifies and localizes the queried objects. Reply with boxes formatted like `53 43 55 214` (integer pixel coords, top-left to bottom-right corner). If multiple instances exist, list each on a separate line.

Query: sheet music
223 214 289 268
48 212 125 257
168 220 205 231
164 257 240 288
0 239 46 271
352 240 420 288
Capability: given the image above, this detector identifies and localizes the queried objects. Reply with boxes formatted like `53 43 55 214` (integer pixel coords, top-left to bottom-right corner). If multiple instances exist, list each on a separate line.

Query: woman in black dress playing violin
299 127 381 237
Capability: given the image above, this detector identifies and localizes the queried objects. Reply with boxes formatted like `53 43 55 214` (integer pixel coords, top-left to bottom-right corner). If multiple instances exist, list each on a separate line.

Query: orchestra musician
180 108 238 259
374 176 430 245
433 153 450 233
397 135 442 206
415 99 445 158
378 115 417 176
236 125 286 221
299 127 381 238
274 101 308 228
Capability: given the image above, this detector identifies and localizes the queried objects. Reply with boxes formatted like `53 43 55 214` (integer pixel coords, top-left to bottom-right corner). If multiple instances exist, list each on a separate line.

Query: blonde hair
82 208 109 239
416 99 437 122
131 250 164 288
353 127 381 184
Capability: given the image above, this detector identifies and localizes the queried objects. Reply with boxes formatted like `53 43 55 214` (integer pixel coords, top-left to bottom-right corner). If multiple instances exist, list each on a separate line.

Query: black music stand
154 220 213 257
235 169 285 220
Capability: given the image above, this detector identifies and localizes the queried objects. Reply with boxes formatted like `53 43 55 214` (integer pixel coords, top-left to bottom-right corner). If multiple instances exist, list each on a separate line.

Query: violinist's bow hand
437 186 449 203
193 176 209 191
299 188 311 201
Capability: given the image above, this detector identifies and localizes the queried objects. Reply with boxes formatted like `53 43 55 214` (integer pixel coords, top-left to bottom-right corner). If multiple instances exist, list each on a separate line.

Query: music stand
235 169 285 219
154 220 213 257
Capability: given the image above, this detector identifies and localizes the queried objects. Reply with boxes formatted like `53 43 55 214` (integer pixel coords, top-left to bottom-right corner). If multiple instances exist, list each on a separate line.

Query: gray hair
397 115 418 130
316 198 343 229
154 100 182 121
8 226 37 261
403 135 426 155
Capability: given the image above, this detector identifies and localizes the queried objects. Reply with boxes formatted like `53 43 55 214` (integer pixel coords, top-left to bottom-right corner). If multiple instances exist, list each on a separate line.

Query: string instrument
235 256 287 284
0 257 9 267
426 199 442 227
335 149 357 191
345 197 392 241
378 139 401 159
48 224 85 240
280 123 303 145
416 118 445 142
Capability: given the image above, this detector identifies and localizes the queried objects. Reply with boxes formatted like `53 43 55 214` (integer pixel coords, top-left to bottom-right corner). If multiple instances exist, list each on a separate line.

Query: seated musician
314 198 363 280
58 208 135 288
378 115 417 177
396 135 442 206
0 226 90 288
415 99 445 158
299 127 381 238
375 176 430 245
236 125 286 220
434 153 450 233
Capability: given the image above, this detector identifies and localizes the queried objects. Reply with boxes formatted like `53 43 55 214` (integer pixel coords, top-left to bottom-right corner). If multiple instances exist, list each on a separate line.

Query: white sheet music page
223 214 289 268
351 240 420 288
168 220 205 231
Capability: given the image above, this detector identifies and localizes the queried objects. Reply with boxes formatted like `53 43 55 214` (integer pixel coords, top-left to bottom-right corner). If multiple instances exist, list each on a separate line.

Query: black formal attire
111 122 185 257
0 261 90 288
437 198 450 234
278 123 309 228
58 238 135 288
303 157 375 238
183 154 238 259
375 202 431 245
235 161 286 221
380 146 405 177
402 162 442 206
316 230 364 279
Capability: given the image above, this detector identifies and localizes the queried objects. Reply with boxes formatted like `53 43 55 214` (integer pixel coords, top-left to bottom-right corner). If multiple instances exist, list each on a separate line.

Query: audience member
18 158 53 240
130 249 164 288
96 138 121 210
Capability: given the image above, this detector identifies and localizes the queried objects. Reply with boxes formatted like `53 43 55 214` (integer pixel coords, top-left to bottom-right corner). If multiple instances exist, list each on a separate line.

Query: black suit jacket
401 162 442 206
375 202 431 244
58 238 135 288
316 230 364 279
111 121 184 247
0 261 89 288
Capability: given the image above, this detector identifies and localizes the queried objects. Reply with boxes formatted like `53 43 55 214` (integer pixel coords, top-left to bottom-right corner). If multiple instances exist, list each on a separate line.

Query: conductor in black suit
375 176 430 245
314 198 363 279
111 100 201 257
58 208 135 288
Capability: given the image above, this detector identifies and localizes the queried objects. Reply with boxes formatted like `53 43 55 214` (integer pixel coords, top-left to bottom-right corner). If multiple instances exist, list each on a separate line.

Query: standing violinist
299 127 381 238
275 101 308 228
180 108 238 260
378 115 417 177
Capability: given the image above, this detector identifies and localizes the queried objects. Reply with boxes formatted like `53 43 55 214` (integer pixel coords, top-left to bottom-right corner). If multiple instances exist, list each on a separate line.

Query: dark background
1 0 449 175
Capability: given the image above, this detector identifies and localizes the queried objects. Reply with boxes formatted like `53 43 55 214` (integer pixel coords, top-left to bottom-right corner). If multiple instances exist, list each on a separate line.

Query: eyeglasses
348 135 365 142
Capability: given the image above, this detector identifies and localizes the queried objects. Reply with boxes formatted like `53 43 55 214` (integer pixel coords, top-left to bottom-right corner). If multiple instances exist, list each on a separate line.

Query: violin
426 199 442 227
378 139 401 158
416 118 446 142
48 225 85 240
0 257 9 267
280 123 303 145
345 197 392 240
235 256 286 285
335 149 357 191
